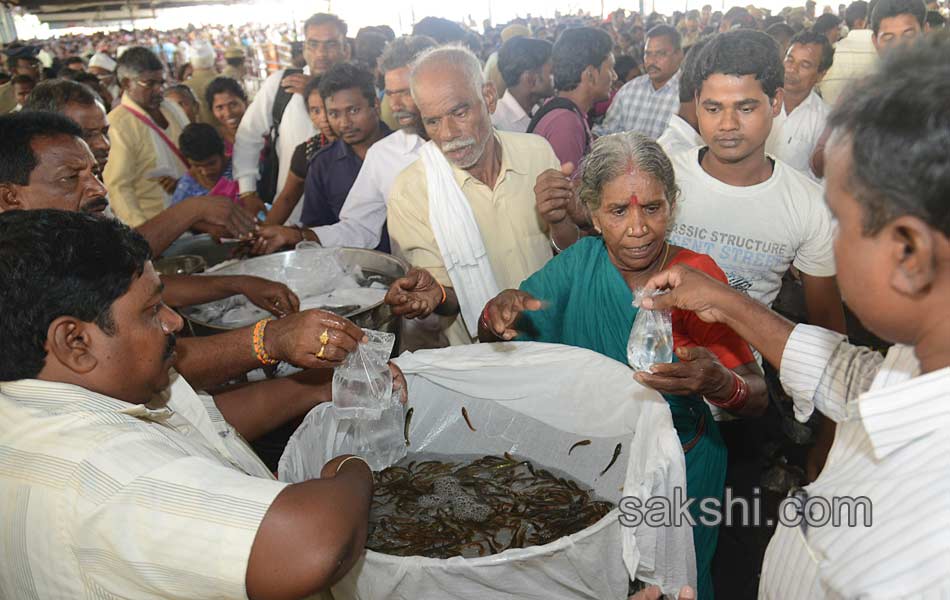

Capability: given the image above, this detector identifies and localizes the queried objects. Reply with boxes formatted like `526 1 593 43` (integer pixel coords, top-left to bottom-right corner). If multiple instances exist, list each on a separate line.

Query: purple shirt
532 103 591 169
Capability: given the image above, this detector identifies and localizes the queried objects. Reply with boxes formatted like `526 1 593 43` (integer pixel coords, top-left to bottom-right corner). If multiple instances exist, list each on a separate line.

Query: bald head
409 45 497 169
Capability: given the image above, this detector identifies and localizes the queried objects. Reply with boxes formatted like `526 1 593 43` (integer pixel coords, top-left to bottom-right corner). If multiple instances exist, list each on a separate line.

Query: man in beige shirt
0 209 394 600
817 0 877 105
386 46 559 345
104 46 191 227
184 40 222 127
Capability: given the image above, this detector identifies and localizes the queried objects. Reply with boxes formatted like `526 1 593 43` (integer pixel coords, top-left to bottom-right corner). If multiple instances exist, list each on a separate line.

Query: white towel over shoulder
420 141 500 337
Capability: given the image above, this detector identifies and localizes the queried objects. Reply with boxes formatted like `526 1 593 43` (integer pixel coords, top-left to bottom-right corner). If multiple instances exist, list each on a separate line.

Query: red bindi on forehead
629 194 639 206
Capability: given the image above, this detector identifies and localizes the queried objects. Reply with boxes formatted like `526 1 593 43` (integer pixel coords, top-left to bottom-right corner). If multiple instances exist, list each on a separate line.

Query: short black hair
115 46 164 82
379 35 437 75
304 13 348 37
0 210 151 381
63 56 85 67
23 79 101 113
303 75 323 107
679 37 712 102
354 30 389 70
694 30 785 100
789 30 836 72
646 24 683 49
225 56 244 68
926 10 946 27
412 16 467 44
11 74 35 87
845 0 870 27
828 32 950 235
318 62 377 106
871 0 926 33
164 84 197 105
614 54 640 80
205 76 247 108
766 22 797 44
813 13 843 34
0 112 83 186
179 122 224 162
0 72 10 84
498 37 553 88
551 27 614 92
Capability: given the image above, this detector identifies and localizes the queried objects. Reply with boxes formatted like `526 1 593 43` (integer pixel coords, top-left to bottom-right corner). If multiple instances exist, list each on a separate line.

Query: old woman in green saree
479 133 767 599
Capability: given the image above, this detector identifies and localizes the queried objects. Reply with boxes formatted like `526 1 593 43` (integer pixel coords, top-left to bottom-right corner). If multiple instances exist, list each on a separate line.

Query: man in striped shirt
640 33 950 598
0 209 401 599
594 25 684 140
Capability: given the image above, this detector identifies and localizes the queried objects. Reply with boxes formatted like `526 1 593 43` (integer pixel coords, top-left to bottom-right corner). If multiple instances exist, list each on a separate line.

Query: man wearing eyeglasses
233 13 351 226
102 46 191 228
594 25 684 140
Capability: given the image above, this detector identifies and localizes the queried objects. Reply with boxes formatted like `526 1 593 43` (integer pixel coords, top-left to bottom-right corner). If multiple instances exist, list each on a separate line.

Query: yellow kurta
388 130 559 345
103 96 190 227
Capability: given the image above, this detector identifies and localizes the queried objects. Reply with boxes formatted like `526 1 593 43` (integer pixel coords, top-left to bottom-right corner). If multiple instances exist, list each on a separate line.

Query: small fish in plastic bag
627 288 674 372
333 329 396 414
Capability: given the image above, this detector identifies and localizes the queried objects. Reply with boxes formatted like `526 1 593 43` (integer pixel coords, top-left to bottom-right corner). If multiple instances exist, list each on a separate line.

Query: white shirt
656 114 703 157
311 128 425 249
760 325 950 599
668 147 837 309
0 373 286 599
491 90 532 133
233 68 316 225
767 90 830 180
817 29 878 107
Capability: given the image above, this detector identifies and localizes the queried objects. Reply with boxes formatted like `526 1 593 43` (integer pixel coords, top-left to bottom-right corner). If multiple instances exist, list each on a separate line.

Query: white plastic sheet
279 342 694 599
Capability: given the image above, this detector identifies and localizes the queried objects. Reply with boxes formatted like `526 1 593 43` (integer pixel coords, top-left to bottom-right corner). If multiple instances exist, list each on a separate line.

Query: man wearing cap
88 52 120 108
183 41 221 127
222 45 247 81
0 44 42 114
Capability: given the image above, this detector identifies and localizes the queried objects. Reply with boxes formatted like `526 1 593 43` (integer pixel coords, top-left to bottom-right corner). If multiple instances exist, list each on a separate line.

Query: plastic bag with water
627 288 674 372
333 329 396 414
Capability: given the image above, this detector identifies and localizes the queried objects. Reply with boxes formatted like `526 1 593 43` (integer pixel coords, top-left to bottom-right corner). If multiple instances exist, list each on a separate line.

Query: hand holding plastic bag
627 288 674 372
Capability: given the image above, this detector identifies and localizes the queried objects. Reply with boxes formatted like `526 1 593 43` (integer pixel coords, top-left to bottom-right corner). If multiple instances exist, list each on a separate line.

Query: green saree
517 236 727 600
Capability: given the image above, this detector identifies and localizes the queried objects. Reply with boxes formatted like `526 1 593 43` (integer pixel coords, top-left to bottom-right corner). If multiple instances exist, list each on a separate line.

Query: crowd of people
0 1 948 598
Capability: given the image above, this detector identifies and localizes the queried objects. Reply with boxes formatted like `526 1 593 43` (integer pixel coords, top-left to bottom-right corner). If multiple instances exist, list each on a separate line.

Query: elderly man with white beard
384 45 561 346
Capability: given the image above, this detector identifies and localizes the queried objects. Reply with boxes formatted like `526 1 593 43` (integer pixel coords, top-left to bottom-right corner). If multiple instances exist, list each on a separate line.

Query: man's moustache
80 197 109 213
162 334 177 361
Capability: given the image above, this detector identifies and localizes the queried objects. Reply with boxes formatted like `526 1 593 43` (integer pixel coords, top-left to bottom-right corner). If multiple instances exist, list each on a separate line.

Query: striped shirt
0 373 287 600
593 71 682 140
760 324 950 599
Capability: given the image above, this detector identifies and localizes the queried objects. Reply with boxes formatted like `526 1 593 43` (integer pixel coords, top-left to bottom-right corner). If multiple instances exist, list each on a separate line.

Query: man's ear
483 81 498 115
888 216 938 296
46 317 100 375
0 183 24 212
771 88 785 116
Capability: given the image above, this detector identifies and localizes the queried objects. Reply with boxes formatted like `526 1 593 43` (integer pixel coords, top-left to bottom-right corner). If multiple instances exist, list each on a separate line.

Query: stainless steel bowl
161 233 240 268
180 248 409 345
153 254 207 276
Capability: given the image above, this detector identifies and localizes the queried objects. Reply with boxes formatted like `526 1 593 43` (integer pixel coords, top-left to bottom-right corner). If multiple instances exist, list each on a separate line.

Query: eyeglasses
134 78 166 90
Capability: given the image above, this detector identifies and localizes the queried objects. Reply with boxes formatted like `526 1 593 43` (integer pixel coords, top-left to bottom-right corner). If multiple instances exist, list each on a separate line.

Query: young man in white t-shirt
669 30 845 332
667 30 846 598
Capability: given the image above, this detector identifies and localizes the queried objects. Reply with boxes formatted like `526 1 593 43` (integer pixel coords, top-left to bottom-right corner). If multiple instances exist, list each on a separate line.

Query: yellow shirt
0 81 15 114
104 95 190 227
388 130 559 345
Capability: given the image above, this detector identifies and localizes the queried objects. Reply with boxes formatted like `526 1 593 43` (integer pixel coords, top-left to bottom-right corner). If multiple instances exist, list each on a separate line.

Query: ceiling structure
4 0 236 25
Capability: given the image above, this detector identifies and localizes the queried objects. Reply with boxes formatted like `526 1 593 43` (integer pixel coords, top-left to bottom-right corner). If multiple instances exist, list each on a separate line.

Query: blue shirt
170 162 234 205
301 122 392 252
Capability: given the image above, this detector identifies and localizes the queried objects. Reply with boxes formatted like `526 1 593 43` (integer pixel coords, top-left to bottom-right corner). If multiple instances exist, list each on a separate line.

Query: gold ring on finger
320 329 330 345
317 344 326 359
